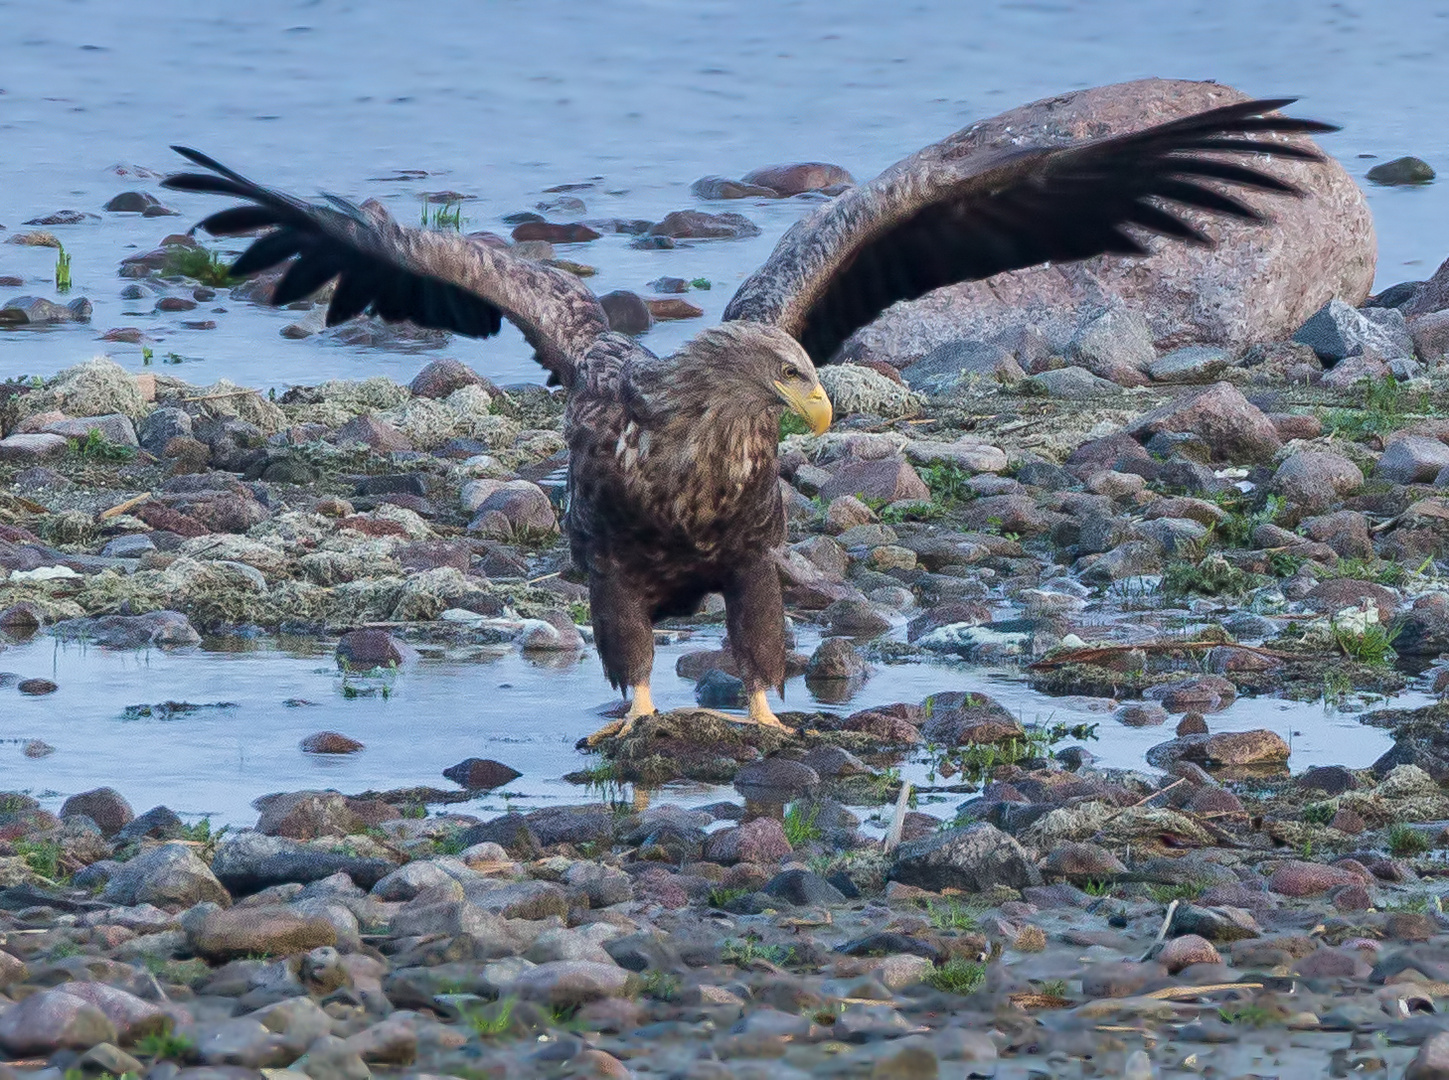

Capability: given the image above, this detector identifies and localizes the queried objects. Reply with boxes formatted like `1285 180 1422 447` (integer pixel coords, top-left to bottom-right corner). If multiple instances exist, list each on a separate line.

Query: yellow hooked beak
775 381 833 435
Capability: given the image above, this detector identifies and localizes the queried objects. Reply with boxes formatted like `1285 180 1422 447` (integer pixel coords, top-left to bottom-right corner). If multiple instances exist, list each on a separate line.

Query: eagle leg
746 688 790 730
713 558 792 730
583 682 656 747
583 570 657 745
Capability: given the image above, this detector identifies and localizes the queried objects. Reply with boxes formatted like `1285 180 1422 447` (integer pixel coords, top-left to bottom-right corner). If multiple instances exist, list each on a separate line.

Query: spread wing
162 147 609 386
722 98 1337 364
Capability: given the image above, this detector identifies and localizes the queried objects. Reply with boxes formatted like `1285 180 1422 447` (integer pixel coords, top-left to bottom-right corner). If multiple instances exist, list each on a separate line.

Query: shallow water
2 627 1417 826
2 0 1448 385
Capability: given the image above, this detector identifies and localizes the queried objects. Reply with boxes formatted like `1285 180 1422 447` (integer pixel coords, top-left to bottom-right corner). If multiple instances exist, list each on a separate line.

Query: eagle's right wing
723 98 1336 365
163 147 609 387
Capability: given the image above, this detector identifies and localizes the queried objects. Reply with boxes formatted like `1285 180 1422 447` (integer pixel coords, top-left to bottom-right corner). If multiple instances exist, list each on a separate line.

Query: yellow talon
583 683 655 746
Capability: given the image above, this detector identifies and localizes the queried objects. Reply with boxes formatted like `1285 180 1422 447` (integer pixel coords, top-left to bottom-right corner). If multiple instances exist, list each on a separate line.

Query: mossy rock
599 708 799 783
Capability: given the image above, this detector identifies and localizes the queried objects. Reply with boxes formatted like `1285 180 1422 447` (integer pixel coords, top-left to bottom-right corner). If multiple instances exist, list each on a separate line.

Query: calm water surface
0 0 1447 385
2 628 1414 825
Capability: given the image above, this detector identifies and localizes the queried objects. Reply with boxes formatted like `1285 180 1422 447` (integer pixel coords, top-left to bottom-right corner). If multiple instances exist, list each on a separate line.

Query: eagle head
670 322 833 436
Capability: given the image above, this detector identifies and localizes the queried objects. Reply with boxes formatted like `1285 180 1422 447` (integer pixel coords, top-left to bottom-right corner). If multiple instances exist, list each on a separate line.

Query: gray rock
695 668 745 707
0 988 118 1055
210 830 397 893
60 787 134 836
509 960 633 1007
703 817 793 865
1377 436 1449 484
101 842 230 909
101 534 157 558
117 805 185 842
370 860 457 902
1125 381 1282 464
0 295 91 325
647 210 761 240
194 1017 295 1068
524 804 616 847
51 610 201 649
904 339 1023 391
903 438 1007 473
734 758 820 799
892 822 1042 892
1169 903 1262 942
598 289 653 335
409 357 491 399
467 480 557 539
1293 297 1417 363
1027 366 1123 399
1270 450 1364 512
563 861 634 907
293 1034 370 1080
805 637 866 680
525 926 615 964
138 407 194 453
41 413 139 448
741 161 854 195
1149 344 1233 382
0 432 70 461
763 869 846 905
1067 306 1155 384
689 175 777 199
827 80 1371 370
441 758 521 790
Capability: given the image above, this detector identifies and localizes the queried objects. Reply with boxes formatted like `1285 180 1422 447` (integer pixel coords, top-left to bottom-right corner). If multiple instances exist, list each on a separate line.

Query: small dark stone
695 668 746 708
116 805 185 842
826 871 860 899
59 787 134 837
458 814 541 859
763 869 846 906
17 678 58 695
1176 711 1210 736
804 637 866 680
442 758 522 790
104 191 162 212
336 628 412 671
1298 764 1359 796
354 473 429 497
598 289 653 335
1366 156 1435 186
733 758 820 800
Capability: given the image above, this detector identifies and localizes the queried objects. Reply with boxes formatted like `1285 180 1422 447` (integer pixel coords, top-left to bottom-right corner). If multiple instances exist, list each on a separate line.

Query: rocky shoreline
10 286 1449 1073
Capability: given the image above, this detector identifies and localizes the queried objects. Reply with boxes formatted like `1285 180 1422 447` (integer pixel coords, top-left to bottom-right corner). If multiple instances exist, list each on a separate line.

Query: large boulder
832 79 1373 368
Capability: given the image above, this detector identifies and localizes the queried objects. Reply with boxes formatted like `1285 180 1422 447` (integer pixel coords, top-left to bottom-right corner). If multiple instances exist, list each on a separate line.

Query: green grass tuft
925 958 986 995
1332 620 1401 666
465 996 518 1038
1388 823 1434 857
1322 375 1428 440
135 1031 196 1061
782 802 823 847
924 897 981 932
68 428 138 462
55 243 72 293
163 245 233 286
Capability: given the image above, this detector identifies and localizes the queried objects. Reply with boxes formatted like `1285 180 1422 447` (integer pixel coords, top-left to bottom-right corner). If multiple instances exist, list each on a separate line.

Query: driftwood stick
1028 640 1298 670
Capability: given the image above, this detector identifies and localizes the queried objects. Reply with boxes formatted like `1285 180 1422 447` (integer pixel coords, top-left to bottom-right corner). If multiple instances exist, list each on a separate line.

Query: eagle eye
781 363 801 380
